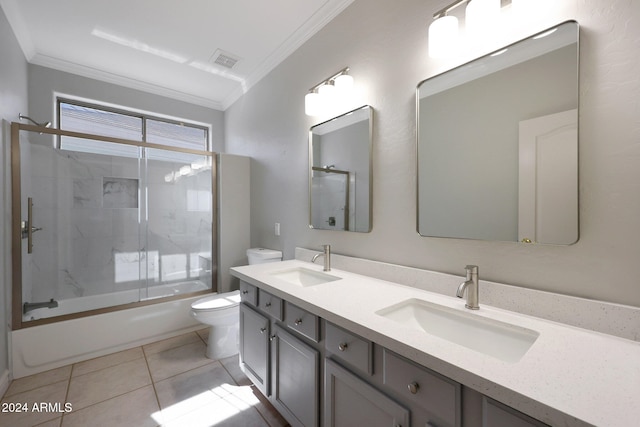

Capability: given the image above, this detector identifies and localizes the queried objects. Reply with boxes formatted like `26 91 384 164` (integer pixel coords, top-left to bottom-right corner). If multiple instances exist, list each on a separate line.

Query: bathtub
22 280 209 321
11 281 212 379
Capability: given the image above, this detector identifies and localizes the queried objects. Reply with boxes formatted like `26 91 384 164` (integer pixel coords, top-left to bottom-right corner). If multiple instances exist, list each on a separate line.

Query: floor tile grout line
60 383 153 423
60 363 74 425
67 352 146 381
143 344 164 425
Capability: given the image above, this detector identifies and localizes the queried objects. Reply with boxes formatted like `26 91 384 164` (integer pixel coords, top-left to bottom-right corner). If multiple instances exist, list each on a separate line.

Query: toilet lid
191 290 241 311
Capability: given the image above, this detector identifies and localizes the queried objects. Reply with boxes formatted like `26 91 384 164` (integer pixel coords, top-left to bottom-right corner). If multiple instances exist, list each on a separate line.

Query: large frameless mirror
417 21 579 244
309 105 372 232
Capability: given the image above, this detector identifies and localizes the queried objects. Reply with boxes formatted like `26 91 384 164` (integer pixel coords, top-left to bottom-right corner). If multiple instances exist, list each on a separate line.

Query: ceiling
1 0 354 110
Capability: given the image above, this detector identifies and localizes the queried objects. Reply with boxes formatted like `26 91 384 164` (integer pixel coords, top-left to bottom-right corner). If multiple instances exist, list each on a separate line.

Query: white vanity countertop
231 260 640 427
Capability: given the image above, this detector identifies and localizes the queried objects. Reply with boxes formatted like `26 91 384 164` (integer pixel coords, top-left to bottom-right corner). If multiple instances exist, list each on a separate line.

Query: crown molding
4 0 355 112
30 53 225 111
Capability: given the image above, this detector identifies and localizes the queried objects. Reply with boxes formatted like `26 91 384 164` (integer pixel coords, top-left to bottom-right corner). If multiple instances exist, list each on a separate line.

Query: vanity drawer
325 322 373 375
383 349 460 426
258 290 283 321
284 302 319 342
239 281 257 306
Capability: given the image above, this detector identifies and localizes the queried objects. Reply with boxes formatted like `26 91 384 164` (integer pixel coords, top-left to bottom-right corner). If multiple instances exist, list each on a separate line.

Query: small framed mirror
309 105 373 232
417 21 579 244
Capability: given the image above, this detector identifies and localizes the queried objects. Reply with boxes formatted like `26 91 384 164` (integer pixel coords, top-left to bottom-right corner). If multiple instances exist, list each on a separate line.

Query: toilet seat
191 290 240 312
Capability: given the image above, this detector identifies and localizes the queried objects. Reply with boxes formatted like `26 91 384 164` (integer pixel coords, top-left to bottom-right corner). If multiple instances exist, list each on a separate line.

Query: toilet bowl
191 248 283 359
191 290 241 359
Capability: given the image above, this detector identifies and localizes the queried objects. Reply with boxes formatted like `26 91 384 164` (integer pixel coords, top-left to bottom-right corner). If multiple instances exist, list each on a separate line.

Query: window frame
55 95 212 152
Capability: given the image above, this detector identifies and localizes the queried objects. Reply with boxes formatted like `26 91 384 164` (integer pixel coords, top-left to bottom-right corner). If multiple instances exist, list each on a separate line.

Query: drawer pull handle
265 302 271 307
408 382 420 394
260 327 267 334
338 342 348 351
294 318 303 325
242 290 249 295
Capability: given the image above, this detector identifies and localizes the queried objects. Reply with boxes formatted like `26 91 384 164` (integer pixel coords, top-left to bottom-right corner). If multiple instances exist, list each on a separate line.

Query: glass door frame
11 122 218 330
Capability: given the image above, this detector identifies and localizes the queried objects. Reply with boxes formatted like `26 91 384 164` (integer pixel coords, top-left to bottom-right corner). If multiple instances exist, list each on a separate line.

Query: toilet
190 247 282 359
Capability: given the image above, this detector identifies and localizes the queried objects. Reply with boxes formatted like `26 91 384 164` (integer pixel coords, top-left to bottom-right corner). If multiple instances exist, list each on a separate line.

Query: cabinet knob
408 382 420 394
265 302 271 307
270 334 276 341
338 342 348 351
294 318 303 325
260 327 267 334
242 290 248 295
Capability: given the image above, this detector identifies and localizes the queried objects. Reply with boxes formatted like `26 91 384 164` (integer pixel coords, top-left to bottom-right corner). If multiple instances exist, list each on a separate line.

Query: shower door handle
21 197 42 253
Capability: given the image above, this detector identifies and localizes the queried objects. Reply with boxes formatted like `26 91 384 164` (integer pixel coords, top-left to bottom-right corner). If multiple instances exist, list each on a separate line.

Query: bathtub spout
23 299 58 314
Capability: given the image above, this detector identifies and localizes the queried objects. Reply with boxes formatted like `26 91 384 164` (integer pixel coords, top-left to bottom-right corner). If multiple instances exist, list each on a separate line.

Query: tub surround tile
67 358 151 410
5 366 71 397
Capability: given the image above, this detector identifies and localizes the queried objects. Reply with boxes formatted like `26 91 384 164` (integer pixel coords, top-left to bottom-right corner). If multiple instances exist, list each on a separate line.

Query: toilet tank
247 248 283 265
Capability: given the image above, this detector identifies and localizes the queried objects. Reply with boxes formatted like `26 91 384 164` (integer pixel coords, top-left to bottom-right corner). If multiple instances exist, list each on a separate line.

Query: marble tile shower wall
26 143 212 303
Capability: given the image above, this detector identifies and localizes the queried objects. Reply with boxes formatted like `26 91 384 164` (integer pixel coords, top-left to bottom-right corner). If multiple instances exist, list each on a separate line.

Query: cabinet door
324 358 409 427
483 397 548 427
271 325 320 427
239 303 270 396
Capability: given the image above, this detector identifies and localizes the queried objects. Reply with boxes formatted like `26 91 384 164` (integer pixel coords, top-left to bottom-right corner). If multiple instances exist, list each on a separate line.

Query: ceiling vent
210 49 241 70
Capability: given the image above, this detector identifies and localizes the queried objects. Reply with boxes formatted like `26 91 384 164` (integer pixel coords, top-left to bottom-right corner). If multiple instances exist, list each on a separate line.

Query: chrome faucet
456 265 479 310
311 244 331 271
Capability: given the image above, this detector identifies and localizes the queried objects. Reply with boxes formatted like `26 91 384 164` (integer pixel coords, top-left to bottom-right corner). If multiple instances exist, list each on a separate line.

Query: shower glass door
142 148 213 300
12 124 215 327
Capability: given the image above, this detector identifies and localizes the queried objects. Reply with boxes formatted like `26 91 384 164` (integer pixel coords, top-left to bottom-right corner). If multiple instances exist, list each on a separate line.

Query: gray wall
225 0 640 308
28 65 225 153
0 6 29 385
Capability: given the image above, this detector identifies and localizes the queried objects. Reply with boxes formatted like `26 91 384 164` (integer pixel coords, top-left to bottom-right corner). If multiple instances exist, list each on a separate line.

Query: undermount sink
376 298 539 363
269 267 341 287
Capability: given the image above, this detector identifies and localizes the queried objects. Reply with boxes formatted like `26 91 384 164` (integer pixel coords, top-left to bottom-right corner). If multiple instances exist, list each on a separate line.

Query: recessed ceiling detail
0 0 355 110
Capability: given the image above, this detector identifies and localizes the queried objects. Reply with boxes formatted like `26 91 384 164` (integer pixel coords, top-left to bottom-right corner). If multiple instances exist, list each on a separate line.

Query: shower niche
12 123 216 328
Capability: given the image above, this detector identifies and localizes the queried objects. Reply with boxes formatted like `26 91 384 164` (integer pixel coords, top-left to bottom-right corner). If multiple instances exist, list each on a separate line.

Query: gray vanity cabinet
238 281 321 427
239 303 270 396
271 325 320 427
482 397 548 427
382 349 460 427
238 281 547 427
325 358 410 427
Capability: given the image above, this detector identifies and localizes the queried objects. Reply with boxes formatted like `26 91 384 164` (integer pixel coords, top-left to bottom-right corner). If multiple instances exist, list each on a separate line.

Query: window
57 99 210 152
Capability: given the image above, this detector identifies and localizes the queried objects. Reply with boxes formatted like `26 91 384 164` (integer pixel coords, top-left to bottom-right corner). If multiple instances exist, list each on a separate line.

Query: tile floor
0 329 289 427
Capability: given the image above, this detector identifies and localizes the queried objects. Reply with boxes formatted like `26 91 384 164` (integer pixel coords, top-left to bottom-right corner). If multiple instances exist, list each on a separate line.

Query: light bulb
334 74 354 92
305 92 321 116
428 15 459 58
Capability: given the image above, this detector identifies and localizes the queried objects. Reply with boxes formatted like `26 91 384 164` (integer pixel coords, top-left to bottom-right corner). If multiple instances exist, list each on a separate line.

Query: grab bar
21 197 42 253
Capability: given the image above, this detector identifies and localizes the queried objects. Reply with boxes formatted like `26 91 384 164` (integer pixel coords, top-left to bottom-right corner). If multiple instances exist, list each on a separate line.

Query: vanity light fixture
305 67 354 116
428 0 503 58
